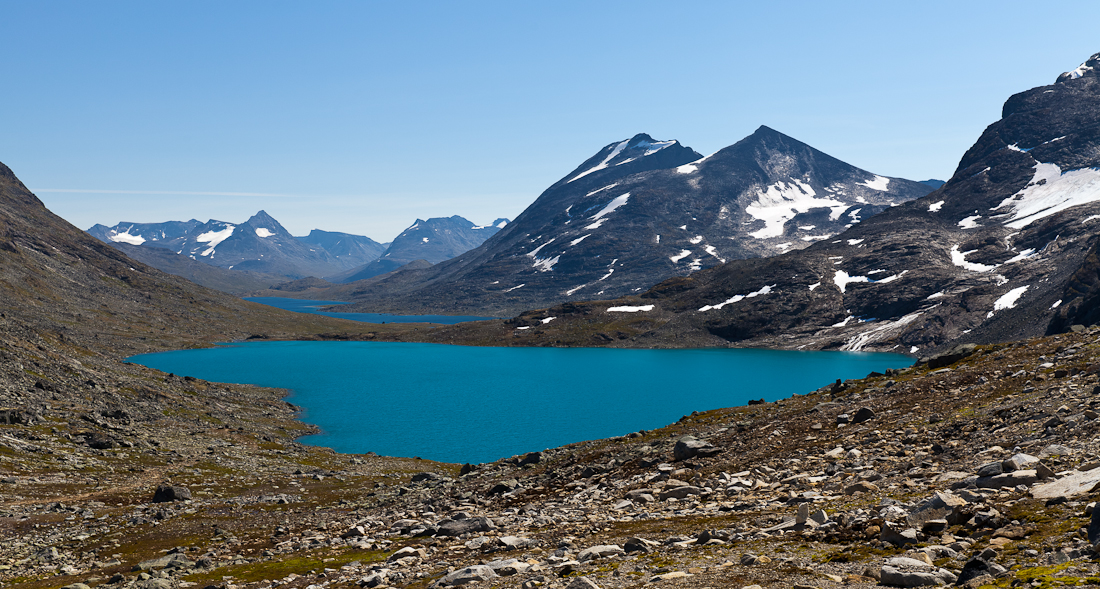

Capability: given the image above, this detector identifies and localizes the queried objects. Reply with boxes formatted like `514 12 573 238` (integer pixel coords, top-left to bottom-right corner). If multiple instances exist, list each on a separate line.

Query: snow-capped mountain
90 211 376 280
560 52 1100 353
329 131 933 314
87 219 202 246
332 216 509 283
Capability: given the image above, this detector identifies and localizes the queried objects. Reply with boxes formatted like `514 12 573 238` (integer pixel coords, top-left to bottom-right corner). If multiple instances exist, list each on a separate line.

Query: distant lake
244 296 496 324
129 341 911 464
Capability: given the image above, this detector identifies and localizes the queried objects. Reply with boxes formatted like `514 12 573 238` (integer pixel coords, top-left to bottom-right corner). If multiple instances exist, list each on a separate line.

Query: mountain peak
561 134 701 185
1056 52 1100 83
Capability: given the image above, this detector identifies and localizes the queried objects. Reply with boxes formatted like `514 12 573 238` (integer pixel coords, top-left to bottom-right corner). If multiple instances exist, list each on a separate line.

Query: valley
2 48 1100 589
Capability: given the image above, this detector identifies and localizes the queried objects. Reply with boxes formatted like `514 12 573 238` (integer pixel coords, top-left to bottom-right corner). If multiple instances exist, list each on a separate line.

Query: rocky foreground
4 317 1100 589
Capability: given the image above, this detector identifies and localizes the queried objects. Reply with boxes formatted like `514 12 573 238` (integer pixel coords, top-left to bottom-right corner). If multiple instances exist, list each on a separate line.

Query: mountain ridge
322 126 933 315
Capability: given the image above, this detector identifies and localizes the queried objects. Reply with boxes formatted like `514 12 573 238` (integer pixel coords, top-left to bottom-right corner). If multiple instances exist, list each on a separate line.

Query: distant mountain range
482 52 1100 354
318 128 936 314
88 212 509 291
330 216 509 283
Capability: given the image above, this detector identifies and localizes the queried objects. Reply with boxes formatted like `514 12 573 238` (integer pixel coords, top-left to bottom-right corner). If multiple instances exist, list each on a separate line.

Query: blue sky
3 1 1097 241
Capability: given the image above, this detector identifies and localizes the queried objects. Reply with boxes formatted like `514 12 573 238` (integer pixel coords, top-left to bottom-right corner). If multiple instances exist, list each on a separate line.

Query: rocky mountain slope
330 216 509 283
455 53 1100 355
329 130 932 315
297 229 388 267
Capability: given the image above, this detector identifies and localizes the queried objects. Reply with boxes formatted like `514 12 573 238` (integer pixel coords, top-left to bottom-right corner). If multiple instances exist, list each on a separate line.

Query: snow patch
607 305 654 313
689 235 703 244
109 228 146 245
832 316 854 328
987 285 1029 318
801 234 832 242
196 225 235 256
847 239 864 246
926 291 945 300
1052 299 1062 309
808 282 821 291
527 239 555 257
958 215 982 229
532 255 560 273
698 285 775 312
669 249 692 263
833 270 869 293
570 234 592 247
928 200 945 212
504 284 525 292
675 151 715 174
703 245 725 263
859 175 890 191
993 162 1100 229
421 237 429 243
776 242 793 251
590 193 630 221
255 228 275 238
746 179 846 238
950 245 998 272
541 317 556 324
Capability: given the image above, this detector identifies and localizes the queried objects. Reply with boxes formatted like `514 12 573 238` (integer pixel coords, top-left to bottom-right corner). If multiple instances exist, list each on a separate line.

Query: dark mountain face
298 229 386 263
562 53 1100 354
331 130 932 314
0 162 348 354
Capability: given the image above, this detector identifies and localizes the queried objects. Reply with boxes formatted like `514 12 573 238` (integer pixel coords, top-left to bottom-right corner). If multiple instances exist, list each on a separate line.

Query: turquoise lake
129 341 912 464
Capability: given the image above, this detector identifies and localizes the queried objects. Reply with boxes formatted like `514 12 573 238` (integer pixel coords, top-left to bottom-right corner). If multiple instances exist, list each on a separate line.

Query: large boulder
672 436 720 461
921 343 978 369
437 516 495 537
151 484 191 503
437 565 497 586
880 557 957 586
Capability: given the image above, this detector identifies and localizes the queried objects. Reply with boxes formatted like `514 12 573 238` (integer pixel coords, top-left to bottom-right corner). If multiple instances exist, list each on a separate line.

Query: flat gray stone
438 565 497 586
1031 467 1100 500
976 469 1038 489
578 544 624 561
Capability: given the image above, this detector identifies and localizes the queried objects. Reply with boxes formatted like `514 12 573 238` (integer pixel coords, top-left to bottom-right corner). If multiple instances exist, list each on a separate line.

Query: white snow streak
589 193 630 221
569 234 592 247
607 305 654 313
504 284 525 292
1052 299 1062 309
568 139 631 183
586 183 619 197
255 228 274 238
841 310 925 352
808 282 821 291
698 285 775 312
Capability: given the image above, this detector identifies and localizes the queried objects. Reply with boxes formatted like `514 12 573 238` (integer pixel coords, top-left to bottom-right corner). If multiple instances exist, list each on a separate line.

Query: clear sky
3 1 1097 241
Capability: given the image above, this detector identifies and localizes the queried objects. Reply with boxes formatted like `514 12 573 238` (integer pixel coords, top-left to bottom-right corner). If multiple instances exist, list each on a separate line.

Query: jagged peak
1056 52 1100 83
